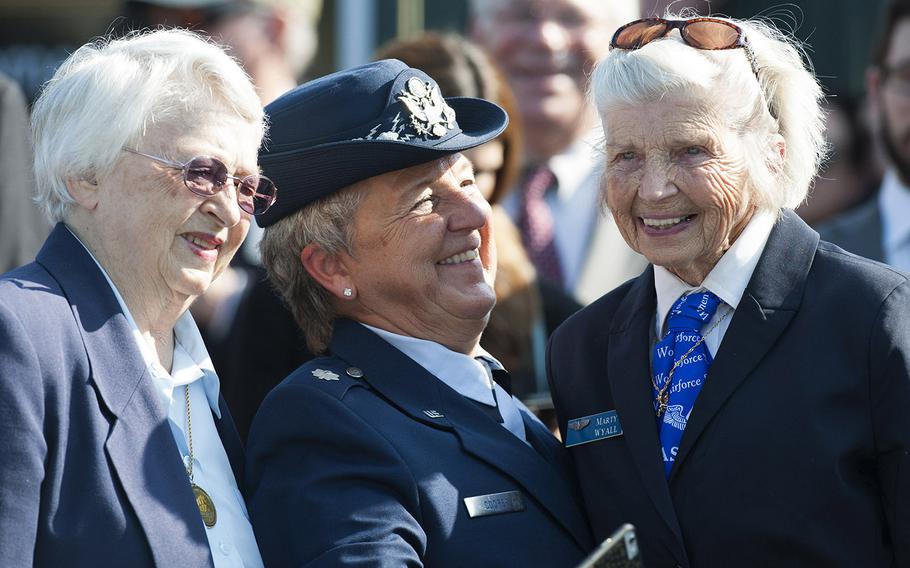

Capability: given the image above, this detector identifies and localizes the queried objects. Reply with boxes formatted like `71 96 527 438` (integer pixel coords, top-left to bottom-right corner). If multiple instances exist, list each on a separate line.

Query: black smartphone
575 524 642 568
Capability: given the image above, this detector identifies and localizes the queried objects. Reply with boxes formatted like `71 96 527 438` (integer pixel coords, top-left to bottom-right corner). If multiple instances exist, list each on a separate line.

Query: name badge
565 410 623 448
463 490 525 518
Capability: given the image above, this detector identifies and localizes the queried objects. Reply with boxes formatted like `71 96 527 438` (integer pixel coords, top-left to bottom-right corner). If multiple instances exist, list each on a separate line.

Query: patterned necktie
517 165 564 287
652 291 721 478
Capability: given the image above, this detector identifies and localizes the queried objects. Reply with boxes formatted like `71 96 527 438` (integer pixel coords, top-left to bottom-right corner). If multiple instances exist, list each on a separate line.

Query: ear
65 176 101 211
300 243 356 301
766 133 786 174
265 9 288 51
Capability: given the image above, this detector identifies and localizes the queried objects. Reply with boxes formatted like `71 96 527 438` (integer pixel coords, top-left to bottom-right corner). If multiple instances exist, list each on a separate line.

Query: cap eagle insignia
397 77 457 138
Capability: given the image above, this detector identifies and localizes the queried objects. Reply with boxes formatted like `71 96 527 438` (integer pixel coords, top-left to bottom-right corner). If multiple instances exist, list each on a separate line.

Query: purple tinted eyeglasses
124 148 277 215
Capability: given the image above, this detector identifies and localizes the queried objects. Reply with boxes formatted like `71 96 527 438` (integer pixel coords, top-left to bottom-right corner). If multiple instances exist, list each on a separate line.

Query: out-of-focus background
0 0 894 437
0 0 887 106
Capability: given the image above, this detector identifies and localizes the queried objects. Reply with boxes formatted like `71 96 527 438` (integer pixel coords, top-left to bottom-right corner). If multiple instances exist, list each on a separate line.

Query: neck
66 221 191 370
666 207 758 286
349 307 486 356
524 108 596 163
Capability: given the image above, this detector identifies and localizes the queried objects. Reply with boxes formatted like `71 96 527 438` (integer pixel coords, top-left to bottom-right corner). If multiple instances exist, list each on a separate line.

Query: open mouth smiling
437 248 479 265
641 214 696 230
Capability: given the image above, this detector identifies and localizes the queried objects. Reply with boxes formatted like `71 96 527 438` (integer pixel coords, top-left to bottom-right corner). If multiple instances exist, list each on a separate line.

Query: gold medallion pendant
192 484 217 528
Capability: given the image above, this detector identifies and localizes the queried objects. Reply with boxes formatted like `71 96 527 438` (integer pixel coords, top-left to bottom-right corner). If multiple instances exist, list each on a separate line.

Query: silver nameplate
463 490 525 518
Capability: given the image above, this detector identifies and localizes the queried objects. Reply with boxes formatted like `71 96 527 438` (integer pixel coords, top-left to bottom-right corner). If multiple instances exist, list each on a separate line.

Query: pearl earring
343 288 353 297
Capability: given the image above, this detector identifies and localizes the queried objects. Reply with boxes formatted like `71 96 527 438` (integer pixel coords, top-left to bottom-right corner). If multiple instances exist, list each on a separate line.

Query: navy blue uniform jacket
246 319 593 567
0 224 245 567
548 211 910 567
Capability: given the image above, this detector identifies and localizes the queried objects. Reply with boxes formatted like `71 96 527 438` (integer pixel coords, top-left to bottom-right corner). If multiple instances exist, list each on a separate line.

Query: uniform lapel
671 211 817 481
606 267 687 560
330 320 592 551
36 224 213 567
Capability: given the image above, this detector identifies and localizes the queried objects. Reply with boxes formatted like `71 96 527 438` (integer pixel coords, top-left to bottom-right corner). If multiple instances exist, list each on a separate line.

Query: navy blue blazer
246 319 593 567
548 211 910 567
0 224 245 567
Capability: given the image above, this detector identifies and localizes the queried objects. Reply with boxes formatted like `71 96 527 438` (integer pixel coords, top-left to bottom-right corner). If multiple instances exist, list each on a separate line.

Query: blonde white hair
591 15 826 210
31 28 265 222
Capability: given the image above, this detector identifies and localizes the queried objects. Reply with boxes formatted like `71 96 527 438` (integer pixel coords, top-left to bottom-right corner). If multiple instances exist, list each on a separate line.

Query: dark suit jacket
246 318 593 567
816 194 885 262
548 211 910 567
0 224 245 567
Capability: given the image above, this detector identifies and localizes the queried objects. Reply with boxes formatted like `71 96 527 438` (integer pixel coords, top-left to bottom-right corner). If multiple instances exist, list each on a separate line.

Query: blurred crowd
0 0 903 439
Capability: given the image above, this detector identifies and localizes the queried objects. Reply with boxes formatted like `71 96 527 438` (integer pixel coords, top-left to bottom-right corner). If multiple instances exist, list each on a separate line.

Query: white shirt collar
65 225 222 416
878 168 910 251
654 209 776 336
362 323 499 406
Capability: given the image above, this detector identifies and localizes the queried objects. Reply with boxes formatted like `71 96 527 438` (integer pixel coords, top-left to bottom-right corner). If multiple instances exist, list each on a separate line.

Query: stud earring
343 288 353 297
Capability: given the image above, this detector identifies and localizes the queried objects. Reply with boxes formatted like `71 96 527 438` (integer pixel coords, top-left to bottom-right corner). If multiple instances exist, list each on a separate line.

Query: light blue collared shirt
362 324 533 443
68 226 263 568
879 169 910 272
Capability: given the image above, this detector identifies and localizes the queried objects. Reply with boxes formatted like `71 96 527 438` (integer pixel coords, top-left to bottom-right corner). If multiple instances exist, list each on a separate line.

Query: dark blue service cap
256 58 509 227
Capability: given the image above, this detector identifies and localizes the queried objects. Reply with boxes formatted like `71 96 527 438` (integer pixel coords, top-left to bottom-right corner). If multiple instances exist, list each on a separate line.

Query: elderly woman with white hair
0 29 274 567
548 15 910 567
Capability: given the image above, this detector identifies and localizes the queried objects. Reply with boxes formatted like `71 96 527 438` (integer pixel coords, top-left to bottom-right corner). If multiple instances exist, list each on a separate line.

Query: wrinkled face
877 19 910 182
344 154 497 343
476 0 613 138
603 95 756 284
93 113 259 298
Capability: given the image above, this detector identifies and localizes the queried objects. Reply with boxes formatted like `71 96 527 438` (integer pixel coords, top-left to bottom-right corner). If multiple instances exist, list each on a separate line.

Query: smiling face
88 111 259 302
341 154 497 353
475 0 615 159
603 94 756 285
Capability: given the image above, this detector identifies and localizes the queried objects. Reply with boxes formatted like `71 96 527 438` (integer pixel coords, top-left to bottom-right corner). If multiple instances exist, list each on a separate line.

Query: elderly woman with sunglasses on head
0 29 274 567
547 14 910 567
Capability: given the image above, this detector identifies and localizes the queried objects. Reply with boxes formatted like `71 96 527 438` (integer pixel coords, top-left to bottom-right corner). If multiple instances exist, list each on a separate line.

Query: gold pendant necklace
185 384 217 528
651 310 730 418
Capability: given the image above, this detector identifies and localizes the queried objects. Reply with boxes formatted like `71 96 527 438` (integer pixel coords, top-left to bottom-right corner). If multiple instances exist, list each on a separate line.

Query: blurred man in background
471 0 646 304
819 0 910 271
120 0 319 104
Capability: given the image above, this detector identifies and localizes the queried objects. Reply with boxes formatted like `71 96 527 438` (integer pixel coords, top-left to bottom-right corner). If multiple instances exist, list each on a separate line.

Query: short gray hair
591 15 826 210
259 186 365 354
31 28 265 223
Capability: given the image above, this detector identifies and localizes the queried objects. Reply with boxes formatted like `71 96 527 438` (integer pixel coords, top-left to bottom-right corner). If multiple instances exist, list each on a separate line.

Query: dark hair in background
114 0 258 37
376 32 523 205
871 0 910 67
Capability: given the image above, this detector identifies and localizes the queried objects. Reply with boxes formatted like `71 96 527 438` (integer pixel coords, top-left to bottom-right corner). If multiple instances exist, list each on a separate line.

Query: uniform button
219 541 233 556
346 367 364 378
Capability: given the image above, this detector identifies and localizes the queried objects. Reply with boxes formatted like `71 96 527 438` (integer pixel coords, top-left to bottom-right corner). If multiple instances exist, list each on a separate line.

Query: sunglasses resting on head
610 17 759 77
124 148 278 215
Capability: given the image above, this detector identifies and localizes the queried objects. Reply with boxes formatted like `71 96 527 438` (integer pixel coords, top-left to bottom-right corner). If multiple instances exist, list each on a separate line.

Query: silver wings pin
312 369 340 381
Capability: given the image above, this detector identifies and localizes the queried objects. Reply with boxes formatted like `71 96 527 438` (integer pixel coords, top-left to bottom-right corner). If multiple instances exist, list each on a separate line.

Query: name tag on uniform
463 490 525 518
565 410 623 448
